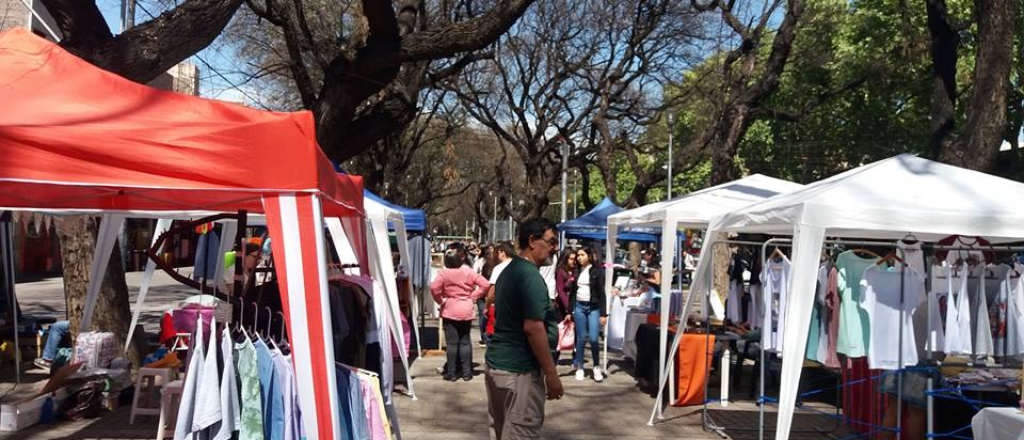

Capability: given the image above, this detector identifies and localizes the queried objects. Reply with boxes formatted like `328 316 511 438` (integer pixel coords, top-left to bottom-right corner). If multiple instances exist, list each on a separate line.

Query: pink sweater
430 266 490 321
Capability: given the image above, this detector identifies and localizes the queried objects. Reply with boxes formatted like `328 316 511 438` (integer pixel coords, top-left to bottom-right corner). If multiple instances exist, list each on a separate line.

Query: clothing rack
339 361 379 377
691 237 1024 440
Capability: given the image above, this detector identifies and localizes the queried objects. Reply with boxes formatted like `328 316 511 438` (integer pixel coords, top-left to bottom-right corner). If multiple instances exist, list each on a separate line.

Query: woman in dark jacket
553 249 577 318
571 246 607 382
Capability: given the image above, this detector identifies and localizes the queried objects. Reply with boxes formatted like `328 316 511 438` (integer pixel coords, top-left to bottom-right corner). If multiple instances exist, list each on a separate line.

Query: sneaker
462 376 473 382
478 341 487 348
435 366 445 375
575 368 585 381
33 358 52 371
443 375 457 382
593 367 604 383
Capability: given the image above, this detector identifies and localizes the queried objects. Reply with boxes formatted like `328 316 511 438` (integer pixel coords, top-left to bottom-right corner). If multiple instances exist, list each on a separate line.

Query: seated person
34 320 70 371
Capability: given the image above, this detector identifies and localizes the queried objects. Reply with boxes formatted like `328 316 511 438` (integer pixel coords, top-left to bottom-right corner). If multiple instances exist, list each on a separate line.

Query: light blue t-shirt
254 339 285 440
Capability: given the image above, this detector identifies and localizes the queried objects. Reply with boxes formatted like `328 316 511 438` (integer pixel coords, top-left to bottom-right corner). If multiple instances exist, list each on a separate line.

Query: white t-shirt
577 266 593 303
859 266 925 370
490 259 511 284
538 264 557 300
760 256 790 353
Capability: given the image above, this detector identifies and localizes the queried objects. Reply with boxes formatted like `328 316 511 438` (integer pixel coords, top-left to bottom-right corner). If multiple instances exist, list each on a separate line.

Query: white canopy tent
682 154 1024 439
604 174 804 418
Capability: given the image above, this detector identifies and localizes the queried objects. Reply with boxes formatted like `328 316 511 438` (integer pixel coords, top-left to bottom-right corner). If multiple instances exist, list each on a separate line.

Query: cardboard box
0 388 68 432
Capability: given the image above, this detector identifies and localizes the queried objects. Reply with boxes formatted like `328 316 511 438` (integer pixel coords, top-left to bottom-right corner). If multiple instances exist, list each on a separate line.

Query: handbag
556 316 575 351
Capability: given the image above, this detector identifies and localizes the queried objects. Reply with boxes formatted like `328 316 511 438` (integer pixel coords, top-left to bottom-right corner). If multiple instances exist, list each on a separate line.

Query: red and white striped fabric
262 193 341 440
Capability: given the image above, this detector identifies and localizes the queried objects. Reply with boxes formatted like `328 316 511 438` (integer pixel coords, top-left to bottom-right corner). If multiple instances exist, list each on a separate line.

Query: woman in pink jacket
431 248 491 381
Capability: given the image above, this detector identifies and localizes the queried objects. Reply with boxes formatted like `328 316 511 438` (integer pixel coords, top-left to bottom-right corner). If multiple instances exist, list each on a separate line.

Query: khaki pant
485 366 546 440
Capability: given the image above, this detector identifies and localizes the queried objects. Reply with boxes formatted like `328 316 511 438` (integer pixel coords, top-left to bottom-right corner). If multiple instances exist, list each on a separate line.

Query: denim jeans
42 320 70 361
573 302 601 369
443 319 473 378
476 299 490 344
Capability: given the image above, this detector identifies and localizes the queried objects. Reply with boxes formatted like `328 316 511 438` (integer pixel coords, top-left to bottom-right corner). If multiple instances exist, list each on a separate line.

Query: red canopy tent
0 29 358 440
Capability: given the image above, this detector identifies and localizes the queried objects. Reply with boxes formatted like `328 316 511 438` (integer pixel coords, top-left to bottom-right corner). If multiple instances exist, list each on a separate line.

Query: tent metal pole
1 212 19 385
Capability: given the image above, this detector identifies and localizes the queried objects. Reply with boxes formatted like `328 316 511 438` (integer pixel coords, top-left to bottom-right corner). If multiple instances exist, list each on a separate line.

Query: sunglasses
534 236 558 247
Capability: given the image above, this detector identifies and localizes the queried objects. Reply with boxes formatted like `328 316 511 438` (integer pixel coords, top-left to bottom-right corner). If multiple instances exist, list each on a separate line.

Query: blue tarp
558 197 658 242
364 190 427 232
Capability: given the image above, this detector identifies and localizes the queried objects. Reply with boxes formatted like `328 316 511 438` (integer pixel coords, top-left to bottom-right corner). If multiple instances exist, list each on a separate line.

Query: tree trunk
940 0 1016 170
924 0 960 158
54 216 143 366
709 106 753 185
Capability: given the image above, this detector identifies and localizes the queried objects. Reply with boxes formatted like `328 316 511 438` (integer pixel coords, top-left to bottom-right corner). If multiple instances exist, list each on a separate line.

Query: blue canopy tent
364 190 427 232
558 197 658 242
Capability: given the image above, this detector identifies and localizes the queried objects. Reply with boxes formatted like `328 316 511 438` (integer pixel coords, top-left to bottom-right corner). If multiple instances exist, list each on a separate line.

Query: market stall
0 29 368 440
682 154 1024 439
558 197 658 242
604 174 803 417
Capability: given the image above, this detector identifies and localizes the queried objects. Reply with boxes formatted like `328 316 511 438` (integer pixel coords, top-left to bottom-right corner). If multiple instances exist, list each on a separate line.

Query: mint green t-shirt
835 251 877 357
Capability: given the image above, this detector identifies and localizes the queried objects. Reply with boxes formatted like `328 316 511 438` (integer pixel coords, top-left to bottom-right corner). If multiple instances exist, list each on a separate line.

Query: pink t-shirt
430 266 490 321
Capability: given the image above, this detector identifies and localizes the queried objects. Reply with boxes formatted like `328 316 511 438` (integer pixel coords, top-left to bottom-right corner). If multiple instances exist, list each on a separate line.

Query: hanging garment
897 240 926 280
747 284 764 329
271 350 303 440
967 265 995 358
760 255 790 353
193 317 223 433
835 251 878 358
235 338 264 440
808 263 832 363
726 280 743 324
367 375 393 440
859 266 925 370
361 375 388 440
255 339 285 440
213 328 240 440
175 315 206 440
920 286 946 356
936 235 994 266
1004 273 1024 356
818 267 841 368
944 265 973 356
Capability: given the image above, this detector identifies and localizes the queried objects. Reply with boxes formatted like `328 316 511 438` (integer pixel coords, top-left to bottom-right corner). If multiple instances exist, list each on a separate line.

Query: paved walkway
395 336 720 440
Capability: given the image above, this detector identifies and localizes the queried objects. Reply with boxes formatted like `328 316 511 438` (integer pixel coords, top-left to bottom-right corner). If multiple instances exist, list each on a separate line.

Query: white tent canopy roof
364 196 404 222
707 154 1024 241
607 174 804 229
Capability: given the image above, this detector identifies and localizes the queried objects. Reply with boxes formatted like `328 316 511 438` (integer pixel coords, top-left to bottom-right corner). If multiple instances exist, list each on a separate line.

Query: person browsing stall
571 247 607 382
431 248 491 381
486 219 563 440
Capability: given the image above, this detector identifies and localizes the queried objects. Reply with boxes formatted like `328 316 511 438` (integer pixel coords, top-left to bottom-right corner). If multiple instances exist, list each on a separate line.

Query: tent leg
80 214 126 332
125 219 172 352
1 213 19 384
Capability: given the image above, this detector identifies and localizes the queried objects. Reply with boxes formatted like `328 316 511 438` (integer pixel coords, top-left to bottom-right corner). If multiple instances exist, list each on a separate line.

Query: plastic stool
130 367 175 424
157 379 183 440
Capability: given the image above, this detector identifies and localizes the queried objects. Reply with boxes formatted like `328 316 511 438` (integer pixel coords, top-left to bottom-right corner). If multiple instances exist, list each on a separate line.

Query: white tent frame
604 174 803 420
678 154 1024 439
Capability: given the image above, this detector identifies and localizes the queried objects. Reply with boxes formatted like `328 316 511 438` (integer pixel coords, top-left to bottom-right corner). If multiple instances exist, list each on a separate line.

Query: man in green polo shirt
485 218 563 440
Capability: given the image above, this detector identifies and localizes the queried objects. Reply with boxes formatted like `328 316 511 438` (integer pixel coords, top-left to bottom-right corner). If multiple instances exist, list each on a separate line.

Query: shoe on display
575 368 585 381
593 368 604 382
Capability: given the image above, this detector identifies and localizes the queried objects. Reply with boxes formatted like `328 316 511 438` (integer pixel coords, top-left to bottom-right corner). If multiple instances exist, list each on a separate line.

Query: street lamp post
560 142 568 223
667 113 675 200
